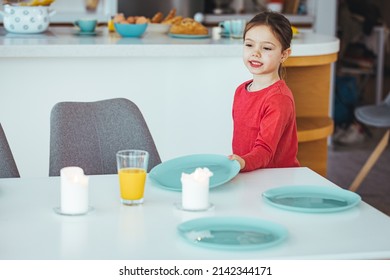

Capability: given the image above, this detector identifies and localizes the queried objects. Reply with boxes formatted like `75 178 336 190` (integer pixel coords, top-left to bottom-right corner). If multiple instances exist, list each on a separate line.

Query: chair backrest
49 98 161 176
0 123 20 178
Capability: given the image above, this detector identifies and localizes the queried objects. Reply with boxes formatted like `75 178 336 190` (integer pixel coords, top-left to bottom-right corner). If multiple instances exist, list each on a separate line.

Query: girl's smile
248 60 263 68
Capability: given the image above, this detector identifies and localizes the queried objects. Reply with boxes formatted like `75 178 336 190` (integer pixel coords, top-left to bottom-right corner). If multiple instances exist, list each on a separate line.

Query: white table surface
1 167 389 260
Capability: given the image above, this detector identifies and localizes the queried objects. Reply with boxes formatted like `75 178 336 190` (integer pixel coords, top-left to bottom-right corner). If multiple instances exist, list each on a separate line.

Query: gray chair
49 98 161 176
0 123 20 178
349 93 390 192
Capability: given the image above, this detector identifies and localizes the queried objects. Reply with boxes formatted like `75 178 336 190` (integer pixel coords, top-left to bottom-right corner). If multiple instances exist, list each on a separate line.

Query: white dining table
1 167 390 260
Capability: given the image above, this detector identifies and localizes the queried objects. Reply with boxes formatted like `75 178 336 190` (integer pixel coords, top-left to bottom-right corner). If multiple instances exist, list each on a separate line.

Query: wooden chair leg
349 129 389 192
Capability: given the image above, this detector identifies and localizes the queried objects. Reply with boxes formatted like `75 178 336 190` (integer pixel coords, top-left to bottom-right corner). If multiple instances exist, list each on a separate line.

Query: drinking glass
116 150 149 205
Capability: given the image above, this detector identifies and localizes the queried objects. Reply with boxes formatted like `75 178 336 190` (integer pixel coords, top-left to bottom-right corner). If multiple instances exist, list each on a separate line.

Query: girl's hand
228 154 245 170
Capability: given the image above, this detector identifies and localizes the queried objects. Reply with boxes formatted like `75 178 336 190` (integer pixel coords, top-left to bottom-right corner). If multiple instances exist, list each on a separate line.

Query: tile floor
326 66 390 215
327 127 390 216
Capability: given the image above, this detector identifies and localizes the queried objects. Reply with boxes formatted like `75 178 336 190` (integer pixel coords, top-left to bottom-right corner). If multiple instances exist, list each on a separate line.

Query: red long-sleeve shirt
232 79 300 172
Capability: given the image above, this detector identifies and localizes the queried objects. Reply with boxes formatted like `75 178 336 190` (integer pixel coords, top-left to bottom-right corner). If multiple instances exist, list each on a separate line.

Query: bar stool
349 93 390 192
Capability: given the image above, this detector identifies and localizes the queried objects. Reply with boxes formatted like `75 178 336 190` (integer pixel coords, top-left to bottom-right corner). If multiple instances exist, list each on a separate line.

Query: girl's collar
246 79 282 92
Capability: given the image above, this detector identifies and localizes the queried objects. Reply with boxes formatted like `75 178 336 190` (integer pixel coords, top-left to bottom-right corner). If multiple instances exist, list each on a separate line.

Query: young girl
229 11 300 171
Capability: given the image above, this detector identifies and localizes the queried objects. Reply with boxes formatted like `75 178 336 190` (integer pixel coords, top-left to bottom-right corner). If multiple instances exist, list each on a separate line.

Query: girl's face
243 25 290 77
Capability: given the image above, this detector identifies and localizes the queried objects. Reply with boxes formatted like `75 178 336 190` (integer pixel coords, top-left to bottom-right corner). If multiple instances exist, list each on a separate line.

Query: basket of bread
112 13 149 37
147 8 182 34
148 8 209 37
110 8 209 38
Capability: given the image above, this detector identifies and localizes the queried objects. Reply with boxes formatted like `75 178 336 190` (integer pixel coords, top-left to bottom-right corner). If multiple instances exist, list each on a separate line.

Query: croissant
163 8 176 22
151 12 164 23
163 16 183 25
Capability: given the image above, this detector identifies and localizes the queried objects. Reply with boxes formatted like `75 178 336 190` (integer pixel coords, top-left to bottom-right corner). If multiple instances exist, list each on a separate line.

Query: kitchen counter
0 26 339 57
0 27 339 178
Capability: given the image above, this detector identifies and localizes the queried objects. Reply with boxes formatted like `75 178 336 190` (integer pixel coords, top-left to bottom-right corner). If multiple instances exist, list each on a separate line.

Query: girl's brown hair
243 11 293 78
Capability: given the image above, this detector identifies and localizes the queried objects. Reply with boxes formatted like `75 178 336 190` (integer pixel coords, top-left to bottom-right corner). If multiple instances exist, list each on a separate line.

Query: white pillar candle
60 166 89 215
181 167 213 210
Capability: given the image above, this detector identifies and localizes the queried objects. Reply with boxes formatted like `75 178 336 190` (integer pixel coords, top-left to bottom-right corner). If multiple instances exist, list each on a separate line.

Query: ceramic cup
218 20 231 35
74 19 97 33
229 19 246 39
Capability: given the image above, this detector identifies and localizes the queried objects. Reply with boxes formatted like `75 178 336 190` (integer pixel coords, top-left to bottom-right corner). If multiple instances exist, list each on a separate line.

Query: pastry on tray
169 18 208 35
151 12 164 23
162 8 176 23
150 9 179 24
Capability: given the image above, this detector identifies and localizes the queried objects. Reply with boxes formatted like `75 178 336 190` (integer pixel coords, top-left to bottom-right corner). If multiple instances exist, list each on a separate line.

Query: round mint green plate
149 154 240 191
177 217 288 250
262 185 361 213
168 33 210 39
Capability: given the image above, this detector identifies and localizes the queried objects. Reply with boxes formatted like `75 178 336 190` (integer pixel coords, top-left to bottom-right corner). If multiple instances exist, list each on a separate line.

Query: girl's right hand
228 154 245 170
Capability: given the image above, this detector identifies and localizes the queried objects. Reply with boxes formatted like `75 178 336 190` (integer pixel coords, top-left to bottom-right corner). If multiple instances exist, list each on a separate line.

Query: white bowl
0 4 56 34
146 23 171 34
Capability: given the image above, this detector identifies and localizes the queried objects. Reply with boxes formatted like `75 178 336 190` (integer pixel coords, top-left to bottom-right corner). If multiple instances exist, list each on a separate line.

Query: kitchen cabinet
49 0 117 23
205 0 337 36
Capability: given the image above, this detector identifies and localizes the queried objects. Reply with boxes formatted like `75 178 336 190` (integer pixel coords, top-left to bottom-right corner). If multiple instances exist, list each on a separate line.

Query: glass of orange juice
116 150 149 205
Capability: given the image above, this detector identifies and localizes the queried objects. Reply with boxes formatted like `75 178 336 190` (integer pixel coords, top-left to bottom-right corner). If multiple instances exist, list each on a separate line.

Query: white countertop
1 167 390 260
0 26 339 58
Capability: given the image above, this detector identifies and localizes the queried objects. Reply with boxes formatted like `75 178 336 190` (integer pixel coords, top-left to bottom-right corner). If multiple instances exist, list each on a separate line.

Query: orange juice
118 168 146 200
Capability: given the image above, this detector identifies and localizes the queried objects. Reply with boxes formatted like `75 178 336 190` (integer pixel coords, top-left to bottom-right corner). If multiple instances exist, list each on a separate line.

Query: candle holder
174 202 214 212
53 166 92 216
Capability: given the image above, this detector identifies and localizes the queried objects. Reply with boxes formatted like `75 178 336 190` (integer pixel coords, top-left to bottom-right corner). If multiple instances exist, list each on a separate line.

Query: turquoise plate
177 217 288 250
168 33 210 39
262 185 361 213
149 154 240 191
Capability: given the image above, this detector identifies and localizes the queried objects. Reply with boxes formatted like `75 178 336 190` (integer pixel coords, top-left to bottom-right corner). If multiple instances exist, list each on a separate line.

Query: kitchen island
0 27 339 178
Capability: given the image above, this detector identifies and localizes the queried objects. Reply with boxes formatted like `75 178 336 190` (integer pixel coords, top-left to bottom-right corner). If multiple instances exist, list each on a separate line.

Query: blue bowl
114 23 147 38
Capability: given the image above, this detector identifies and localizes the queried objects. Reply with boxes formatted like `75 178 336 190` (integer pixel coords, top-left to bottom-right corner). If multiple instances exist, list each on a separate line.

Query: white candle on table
60 166 89 214
181 167 213 210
